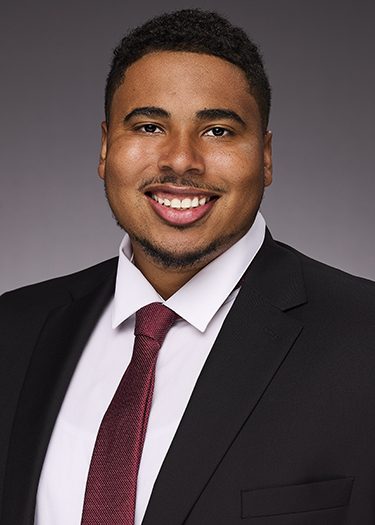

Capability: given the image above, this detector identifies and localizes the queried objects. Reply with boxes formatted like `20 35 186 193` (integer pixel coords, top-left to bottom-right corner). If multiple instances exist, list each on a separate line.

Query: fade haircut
104 9 271 132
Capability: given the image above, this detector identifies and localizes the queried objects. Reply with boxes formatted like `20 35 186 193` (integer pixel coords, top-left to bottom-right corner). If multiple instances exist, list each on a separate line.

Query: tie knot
134 302 178 346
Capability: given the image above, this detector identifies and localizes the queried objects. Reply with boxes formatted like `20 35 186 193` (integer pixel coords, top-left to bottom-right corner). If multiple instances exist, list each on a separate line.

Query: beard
104 177 264 270
127 228 246 270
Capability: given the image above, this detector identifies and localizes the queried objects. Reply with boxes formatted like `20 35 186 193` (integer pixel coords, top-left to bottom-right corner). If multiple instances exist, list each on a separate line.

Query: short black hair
105 9 271 131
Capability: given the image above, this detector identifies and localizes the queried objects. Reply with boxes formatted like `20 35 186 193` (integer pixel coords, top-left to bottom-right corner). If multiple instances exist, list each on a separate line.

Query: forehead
111 51 260 123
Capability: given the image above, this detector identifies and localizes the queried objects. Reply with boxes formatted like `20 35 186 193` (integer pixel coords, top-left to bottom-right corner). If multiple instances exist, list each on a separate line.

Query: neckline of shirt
112 212 266 333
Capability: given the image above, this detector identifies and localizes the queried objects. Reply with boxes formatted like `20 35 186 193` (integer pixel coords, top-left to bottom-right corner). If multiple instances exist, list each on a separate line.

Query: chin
129 229 242 270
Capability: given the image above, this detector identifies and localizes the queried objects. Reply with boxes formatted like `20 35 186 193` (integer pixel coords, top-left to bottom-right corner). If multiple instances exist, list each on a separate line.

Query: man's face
99 51 272 270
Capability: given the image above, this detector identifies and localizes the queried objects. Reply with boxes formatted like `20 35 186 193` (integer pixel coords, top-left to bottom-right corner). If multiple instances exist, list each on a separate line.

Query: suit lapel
1 272 115 525
143 233 307 524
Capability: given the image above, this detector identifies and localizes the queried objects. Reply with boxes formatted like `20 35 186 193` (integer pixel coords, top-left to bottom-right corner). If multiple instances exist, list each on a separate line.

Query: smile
150 194 212 209
145 187 219 226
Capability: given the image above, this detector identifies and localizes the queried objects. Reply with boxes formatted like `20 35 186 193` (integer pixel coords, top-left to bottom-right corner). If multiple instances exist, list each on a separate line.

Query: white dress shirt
34 212 266 525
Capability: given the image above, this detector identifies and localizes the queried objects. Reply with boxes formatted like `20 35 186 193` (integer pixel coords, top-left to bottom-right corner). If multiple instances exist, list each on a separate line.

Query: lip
146 193 217 226
143 184 221 226
144 184 220 198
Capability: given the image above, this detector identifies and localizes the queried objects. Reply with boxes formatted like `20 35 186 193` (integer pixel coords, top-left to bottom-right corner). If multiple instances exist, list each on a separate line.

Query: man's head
105 9 271 133
99 9 273 294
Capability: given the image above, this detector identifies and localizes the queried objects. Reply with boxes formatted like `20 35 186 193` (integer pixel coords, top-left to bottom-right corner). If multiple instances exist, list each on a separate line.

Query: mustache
138 174 225 194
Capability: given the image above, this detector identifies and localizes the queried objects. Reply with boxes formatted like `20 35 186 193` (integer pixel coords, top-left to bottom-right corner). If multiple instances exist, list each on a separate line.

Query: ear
263 130 273 187
98 121 108 180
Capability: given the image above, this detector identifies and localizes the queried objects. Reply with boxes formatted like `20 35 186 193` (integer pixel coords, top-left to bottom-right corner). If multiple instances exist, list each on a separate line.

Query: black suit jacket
1 231 375 524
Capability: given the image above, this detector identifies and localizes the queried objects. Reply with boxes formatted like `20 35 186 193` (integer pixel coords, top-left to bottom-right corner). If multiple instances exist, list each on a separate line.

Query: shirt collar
112 212 266 332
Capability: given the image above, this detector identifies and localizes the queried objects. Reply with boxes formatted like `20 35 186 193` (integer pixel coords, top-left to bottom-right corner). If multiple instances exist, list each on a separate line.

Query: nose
157 132 205 177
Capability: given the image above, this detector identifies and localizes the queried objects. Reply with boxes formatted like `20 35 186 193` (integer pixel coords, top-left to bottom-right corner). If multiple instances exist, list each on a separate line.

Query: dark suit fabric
1 232 375 524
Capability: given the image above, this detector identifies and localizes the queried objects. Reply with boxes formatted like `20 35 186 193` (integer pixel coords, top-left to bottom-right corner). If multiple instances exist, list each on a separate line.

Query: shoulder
275 240 375 323
278 239 375 293
0 257 118 322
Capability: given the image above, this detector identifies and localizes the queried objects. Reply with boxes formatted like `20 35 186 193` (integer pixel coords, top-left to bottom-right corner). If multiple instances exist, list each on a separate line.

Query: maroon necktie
81 302 178 525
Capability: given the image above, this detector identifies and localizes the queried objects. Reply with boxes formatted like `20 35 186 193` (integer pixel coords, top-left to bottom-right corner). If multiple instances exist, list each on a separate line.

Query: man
1 8 374 525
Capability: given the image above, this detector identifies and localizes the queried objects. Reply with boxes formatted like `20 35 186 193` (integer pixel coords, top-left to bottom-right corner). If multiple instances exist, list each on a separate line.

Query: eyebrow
124 106 246 127
124 106 171 122
196 108 246 127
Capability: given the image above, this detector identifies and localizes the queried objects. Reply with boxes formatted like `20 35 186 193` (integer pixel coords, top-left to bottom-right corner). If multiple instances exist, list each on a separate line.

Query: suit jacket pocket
241 477 354 519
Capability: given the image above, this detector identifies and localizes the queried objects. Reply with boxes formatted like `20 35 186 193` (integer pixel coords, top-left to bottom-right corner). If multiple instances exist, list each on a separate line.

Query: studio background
1 0 374 293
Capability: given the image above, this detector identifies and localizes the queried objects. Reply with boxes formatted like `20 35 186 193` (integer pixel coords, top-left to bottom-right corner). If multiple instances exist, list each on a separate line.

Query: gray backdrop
2 0 374 293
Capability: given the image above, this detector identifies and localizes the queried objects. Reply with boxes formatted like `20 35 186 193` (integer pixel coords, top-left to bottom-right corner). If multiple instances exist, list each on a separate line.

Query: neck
132 251 201 299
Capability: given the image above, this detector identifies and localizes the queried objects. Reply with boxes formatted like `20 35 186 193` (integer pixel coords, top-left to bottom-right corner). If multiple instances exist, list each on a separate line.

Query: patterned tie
81 302 178 525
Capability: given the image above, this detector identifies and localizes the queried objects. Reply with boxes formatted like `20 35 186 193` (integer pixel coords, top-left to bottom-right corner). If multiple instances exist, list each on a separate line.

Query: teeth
151 194 210 209
181 198 192 209
192 197 199 207
171 198 181 209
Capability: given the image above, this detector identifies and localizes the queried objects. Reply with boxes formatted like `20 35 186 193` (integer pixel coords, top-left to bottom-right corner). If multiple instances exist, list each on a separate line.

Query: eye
205 127 232 137
136 123 163 134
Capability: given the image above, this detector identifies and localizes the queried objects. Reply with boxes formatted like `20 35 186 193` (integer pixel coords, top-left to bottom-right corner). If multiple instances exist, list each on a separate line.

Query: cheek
210 144 264 189
106 139 155 184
